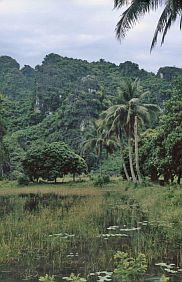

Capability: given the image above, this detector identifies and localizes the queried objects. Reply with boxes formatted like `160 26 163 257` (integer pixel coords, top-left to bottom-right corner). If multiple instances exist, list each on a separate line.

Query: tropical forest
0 1 182 282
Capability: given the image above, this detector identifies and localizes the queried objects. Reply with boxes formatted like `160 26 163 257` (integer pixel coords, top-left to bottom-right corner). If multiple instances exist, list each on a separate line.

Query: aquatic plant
95 271 113 282
63 273 86 282
160 274 170 282
0 179 182 281
39 274 56 282
114 251 147 281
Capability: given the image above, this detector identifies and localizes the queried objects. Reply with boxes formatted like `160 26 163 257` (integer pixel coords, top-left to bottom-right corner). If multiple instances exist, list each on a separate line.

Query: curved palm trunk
134 116 142 184
99 161 103 177
122 155 130 181
118 135 130 181
99 144 103 177
128 131 137 183
0 165 3 179
120 144 130 181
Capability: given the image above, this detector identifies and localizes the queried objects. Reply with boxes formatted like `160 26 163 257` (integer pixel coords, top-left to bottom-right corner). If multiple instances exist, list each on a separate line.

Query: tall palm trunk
128 126 137 183
118 136 130 181
99 160 103 177
121 151 130 181
99 143 103 177
0 165 3 179
134 116 142 184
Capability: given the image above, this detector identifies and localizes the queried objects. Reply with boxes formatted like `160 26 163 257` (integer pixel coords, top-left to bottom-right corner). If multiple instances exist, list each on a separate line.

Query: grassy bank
1 178 181 230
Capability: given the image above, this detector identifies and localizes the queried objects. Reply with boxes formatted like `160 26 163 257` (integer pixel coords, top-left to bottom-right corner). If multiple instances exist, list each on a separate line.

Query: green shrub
93 174 110 186
17 174 29 185
99 152 121 176
114 251 147 281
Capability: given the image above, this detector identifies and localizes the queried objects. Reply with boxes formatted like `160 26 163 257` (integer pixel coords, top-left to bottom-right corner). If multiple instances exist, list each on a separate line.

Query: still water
0 192 181 282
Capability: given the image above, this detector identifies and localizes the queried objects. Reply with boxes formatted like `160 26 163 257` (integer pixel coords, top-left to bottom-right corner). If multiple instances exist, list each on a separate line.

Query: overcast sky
0 0 181 72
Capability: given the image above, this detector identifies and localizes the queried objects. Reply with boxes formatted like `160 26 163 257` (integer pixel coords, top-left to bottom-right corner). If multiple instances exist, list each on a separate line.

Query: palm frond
137 105 151 124
150 0 181 50
143 103 160 112
115 0 162 39
114 0 131 9
139 90 150 100
115 0 182 49
129 97 140 105
180 13 182 28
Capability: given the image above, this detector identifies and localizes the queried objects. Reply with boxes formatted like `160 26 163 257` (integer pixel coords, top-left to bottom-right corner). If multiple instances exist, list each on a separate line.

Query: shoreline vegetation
0 178 181 281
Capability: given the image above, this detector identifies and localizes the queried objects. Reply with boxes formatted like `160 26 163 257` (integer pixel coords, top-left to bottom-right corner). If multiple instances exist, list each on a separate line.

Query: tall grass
0 179 181 280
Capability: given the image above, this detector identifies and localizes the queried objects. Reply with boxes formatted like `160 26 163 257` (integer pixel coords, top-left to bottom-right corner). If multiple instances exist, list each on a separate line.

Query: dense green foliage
22 142 87 182
101 79 159 183
0 53 181 183
140 78 182 183
114 251 147 281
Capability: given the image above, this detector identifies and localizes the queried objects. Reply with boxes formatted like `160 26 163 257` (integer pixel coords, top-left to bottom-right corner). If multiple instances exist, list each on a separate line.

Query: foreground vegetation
0 54 181 186
0 53 181 282
0 179 181 281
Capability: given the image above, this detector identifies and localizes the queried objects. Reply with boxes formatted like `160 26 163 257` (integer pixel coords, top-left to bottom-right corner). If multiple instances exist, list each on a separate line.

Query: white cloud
0 0 181 72
0 0 33 14
72 0 112 7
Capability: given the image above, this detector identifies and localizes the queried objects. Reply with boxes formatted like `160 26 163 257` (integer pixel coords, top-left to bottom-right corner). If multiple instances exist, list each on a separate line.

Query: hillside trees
0 56 34 100
140 77 182 183
0 95 6 141
0 54 178 181
0 95 7 178
57 77 104 151
22 142 87 182
0 54 173 135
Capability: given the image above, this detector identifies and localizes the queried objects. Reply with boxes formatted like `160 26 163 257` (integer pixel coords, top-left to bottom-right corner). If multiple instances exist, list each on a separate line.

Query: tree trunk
120 147 130 181
73 173 75 182
0 164 3 180
100 165 102 177
99 153 103 177
150 167 158 182
134 116 142 184
164 171 170 184
123 162 130 181
177 173 181 184
128 134 137 183
118 136 130 181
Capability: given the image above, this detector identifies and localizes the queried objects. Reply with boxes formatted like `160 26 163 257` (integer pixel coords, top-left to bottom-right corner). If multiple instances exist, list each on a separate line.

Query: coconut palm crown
81 120 119 161
114 0 182 50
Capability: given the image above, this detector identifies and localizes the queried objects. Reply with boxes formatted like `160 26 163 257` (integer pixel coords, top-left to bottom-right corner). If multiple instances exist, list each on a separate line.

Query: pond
0 190 181 281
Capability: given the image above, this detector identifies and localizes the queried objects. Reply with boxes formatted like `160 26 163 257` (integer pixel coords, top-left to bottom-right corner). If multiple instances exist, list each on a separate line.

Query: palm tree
82 122 103 158
103 79 160 183
114 0 182 50
81 120 119 175
101 105 131 181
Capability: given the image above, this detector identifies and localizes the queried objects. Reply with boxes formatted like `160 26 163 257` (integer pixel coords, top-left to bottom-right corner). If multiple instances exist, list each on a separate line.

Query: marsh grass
0 178 182 280
0 180 103 197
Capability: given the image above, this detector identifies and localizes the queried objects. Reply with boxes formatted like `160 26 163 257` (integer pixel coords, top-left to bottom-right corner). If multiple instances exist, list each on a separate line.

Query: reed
0 178 181 281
